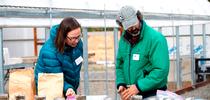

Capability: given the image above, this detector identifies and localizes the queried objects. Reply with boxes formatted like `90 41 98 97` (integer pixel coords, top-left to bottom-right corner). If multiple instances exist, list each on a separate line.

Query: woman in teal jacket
34 17 83 97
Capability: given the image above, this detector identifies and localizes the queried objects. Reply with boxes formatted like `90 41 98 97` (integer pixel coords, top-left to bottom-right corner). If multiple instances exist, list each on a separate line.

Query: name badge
133 54 139 61
75 56 83 65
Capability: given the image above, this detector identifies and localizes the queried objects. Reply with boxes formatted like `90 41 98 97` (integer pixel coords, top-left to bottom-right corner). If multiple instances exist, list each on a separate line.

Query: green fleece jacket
116 20 169 92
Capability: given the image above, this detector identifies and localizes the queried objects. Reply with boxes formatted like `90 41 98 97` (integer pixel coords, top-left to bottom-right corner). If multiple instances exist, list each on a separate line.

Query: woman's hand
66 88 75 96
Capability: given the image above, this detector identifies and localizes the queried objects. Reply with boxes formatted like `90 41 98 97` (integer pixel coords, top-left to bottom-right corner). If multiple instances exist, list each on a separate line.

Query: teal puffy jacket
34 25 83 94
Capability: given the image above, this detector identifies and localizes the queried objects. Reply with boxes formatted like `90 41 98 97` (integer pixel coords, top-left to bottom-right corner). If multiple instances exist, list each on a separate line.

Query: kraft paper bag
9 68 35 100
38 73 64 100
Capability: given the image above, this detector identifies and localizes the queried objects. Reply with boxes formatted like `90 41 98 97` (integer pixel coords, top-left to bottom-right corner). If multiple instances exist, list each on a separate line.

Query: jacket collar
139 20 146 40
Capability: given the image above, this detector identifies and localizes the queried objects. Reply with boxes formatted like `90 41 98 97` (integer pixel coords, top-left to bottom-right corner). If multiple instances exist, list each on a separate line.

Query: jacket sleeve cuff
64 81 74 94
135 83 142 93
117 83 127 89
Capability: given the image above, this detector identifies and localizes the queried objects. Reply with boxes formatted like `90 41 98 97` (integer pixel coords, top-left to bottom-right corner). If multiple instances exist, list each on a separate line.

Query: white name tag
75 56 83 65
133 54 139 61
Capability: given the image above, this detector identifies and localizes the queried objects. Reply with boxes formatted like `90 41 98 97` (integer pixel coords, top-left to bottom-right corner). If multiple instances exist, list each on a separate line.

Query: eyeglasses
66 35 81 41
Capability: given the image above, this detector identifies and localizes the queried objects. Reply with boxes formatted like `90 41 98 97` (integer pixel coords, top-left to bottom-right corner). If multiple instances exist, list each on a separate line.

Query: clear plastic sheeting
1 17 210 28
1 0 210 15
0 18 118 28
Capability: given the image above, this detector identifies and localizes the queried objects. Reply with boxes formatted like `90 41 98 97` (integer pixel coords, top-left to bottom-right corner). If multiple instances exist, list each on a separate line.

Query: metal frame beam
190 25 196 85
82 27 89 95
113 27 119 100
1 5 210 21
0 28 4 93
175 26 182 89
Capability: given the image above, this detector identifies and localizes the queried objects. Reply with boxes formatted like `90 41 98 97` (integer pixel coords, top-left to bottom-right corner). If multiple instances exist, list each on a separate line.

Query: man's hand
118 86 127 100
118 86 126 93
66 88 75 96
121 85 139 100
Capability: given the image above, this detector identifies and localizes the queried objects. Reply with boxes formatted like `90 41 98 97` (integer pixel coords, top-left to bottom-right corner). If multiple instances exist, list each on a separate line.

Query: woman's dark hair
116 10 143 27
55 17 81 53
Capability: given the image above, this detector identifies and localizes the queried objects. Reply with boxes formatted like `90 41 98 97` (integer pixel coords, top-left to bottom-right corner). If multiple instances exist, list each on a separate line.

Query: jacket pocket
132 53 149 81
131 52 149 69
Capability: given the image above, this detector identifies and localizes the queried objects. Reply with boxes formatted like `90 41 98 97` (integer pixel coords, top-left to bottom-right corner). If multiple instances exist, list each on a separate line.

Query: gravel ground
80 71 210 100
79 71 117 99
181 83 210 99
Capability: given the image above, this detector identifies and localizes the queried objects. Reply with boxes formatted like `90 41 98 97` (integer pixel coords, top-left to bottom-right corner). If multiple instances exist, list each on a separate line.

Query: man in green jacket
115 6 169 99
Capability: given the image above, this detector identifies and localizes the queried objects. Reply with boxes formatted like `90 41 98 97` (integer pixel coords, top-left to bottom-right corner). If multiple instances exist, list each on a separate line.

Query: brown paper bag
38 73 63 100
9 68 36 100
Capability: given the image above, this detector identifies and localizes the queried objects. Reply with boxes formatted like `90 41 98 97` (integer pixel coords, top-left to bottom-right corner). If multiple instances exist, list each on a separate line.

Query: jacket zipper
128 45 132 84
123 35 137 85
123 37 135 85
